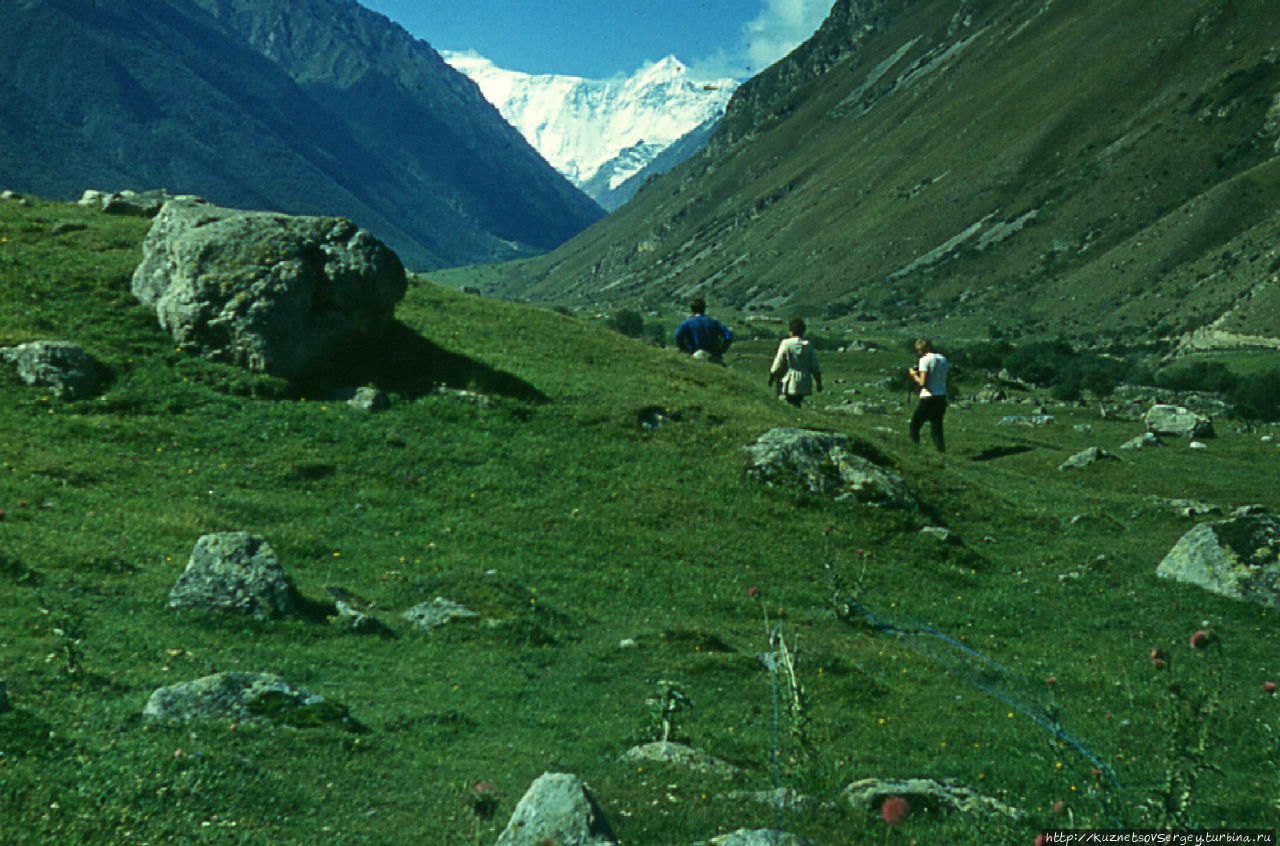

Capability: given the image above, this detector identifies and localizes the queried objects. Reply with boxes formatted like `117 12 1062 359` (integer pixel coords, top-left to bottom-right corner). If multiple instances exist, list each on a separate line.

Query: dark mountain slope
189 0 603 256
0 0 603 270
494 0 1280 347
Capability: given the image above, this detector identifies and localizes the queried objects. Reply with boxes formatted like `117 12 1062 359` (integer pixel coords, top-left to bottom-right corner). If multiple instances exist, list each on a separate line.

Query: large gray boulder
494 772 617 846
168 532 296 619
143 671 357 729
132 200 406 380
1155 513 1280 609
1 340 101 399
745 428 916 508
1145 404 1214 438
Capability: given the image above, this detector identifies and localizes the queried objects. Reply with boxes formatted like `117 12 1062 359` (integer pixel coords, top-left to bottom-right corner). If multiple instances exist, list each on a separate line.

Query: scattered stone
1189 440 1208 449
708 830 823 846
143 671 358 729
1058 446 1119 471
403 597 479 631
1145 404 1214 438
347 385 390 412
103 189 177 217
723 788 829 814
997 415 1055 426
0 340 102 399
1156 513 1280 609
618 741 744 780
1119 433 1163 450
744 428 916 509
843 777 1023 819
494 772 617 846
1152 497 1223 517
973 385 1009 402
1073 424 1094 433
1 190 22 201
167 532 297 620
920 526 957 544
434 386 493 407
131 199 407 380
840 339 883 352
326 587 396 637
828 401 888 415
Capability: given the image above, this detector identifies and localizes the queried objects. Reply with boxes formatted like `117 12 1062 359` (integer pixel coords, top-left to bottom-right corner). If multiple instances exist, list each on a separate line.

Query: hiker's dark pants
909 395 948 452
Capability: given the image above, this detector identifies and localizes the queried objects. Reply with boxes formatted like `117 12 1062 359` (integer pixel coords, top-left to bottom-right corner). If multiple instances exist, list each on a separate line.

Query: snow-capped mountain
444 53 739 210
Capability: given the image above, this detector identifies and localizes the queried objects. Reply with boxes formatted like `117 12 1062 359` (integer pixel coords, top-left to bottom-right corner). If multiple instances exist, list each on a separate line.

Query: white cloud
692 0 830 80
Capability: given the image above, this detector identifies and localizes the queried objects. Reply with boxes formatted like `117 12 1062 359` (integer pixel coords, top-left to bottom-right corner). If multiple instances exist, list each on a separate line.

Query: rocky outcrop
132 200 407 380
1156 513 1280 609
494 772 617 846
143 671 358 729
0 340 101 399
843 776 1023 819
1058 446 1120 470
78 188 180 217
618 741 744 780
403 598 479 631
167 532 297 620
1145 404 1214 438
745 428 916 508
709 830 823 846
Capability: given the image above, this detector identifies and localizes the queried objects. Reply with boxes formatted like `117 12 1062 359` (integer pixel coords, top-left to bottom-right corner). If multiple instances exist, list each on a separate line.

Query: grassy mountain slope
1 198 1277 844
0 0 602 271
492 0 1280 348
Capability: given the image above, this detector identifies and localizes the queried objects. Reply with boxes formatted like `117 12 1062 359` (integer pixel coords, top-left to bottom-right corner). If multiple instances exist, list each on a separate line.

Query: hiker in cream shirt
769 318 822 408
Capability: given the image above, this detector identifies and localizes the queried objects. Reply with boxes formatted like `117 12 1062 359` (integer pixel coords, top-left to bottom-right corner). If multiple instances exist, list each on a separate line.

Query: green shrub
1156 360 1239 394
606 308 646 339
1227 368 1280 421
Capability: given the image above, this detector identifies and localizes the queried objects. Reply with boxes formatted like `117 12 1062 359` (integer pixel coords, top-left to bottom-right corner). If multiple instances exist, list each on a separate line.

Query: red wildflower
748 586 760 599
1045 676 1057 687
471 781 498 818
1265 680 1277 694
1149 647 1168 670
1189 629 1213 649
880 796 910 825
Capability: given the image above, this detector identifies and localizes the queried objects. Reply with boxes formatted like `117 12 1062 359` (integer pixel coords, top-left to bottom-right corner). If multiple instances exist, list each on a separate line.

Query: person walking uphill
769 318 823 408
907 337 949 452
675 298 733 365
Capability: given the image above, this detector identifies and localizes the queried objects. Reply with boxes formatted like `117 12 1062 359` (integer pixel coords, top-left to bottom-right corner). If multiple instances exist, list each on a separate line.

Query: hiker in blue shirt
674 298 733 365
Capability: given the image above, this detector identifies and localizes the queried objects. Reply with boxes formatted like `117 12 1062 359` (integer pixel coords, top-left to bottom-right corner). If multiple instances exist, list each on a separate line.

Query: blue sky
357 0 832 80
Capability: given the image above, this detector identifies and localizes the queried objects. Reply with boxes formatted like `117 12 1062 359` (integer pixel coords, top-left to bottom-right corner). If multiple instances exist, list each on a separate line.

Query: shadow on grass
295 321 550 404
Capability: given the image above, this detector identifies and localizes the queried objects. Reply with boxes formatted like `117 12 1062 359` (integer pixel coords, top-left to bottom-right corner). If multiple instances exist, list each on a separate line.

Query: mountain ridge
489 0 1280 350
0 0 603 271
445 51 739 210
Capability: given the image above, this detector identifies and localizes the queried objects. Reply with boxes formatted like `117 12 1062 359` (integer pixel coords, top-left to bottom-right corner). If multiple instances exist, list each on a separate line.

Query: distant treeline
954 338 1280 421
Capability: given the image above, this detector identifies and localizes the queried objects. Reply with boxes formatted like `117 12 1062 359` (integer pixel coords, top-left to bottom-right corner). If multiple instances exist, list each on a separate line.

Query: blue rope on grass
839 596 1126 800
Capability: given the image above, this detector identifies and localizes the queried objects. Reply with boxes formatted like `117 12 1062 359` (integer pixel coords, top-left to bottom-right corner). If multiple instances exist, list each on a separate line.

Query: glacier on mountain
444 53 739 210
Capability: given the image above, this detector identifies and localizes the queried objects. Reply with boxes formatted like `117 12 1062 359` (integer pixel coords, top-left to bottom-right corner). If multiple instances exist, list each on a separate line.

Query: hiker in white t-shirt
769 318 823 408
907 336 949 452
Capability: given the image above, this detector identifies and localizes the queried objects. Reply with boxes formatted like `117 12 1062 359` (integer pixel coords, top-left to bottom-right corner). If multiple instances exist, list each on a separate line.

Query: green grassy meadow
1 197 1277 844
